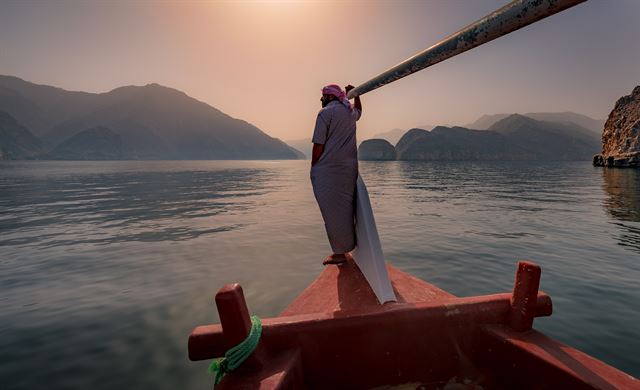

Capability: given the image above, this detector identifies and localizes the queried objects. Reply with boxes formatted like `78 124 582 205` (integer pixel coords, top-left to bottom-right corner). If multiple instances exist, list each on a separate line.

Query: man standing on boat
311 84 362 265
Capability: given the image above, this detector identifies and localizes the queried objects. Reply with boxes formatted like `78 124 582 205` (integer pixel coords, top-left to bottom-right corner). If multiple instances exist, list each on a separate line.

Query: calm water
1 160 639 389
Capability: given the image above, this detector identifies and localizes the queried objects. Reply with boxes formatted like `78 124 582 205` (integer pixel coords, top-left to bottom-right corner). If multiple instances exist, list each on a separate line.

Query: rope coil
208 315 262 386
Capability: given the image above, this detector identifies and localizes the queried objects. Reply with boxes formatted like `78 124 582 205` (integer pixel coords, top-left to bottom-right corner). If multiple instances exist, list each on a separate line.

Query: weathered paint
508 260 542 331
346 0 587 100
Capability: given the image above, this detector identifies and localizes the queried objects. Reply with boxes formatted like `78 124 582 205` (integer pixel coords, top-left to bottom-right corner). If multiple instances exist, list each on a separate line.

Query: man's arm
311 143 325 167
353 94 362 112
345 85 362 113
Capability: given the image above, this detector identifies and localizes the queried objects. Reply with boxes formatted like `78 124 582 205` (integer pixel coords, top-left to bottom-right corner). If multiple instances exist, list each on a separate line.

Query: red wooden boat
188 260 639 389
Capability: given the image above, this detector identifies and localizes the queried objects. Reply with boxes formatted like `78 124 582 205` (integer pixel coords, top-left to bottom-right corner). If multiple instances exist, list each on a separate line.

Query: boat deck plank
280 260 454 316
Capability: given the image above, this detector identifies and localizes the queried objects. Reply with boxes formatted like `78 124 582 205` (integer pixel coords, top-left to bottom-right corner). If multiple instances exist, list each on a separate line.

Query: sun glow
218 0 313 24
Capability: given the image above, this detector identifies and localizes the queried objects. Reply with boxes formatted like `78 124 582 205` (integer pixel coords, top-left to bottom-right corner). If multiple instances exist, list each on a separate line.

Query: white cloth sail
352 175 396 304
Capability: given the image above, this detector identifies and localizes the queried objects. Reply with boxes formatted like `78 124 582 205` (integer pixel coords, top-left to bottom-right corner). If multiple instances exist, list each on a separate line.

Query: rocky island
593 86 640 168
358 139 396 161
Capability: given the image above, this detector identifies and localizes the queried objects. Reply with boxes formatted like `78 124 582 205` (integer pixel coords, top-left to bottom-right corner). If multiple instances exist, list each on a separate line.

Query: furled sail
352 175 396 304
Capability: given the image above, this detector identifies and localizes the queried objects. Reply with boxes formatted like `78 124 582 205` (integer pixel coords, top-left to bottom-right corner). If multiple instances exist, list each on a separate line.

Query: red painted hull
188 261 639 389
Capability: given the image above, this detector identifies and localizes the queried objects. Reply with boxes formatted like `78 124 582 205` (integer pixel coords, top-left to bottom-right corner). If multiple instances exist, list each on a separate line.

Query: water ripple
0 160 638 389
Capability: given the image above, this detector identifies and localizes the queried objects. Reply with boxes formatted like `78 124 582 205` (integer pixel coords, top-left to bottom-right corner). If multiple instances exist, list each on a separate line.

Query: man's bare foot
322 253 348 265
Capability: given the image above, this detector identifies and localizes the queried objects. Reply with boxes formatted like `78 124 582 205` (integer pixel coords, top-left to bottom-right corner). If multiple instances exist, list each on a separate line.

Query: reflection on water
602 168 640 253
0 160 639 389
0 168 274 247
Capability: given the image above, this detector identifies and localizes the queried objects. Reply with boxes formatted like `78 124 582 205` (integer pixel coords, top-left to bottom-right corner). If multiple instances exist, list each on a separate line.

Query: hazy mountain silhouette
488 114 600 160
0 76 97 139
371 128 407 146
395 114 600 161
370 125 435 146
396 126 532 161
285 138 311 159
0 110 44 159
47 126 125 160
0 75 302 160
465 112 604 133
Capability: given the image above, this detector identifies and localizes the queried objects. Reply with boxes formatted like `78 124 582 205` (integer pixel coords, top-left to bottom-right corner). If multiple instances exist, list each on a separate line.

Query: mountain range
0 75 303 160
464 112 604 134
360 114 601 161
371 126 435 146
1 75 605 162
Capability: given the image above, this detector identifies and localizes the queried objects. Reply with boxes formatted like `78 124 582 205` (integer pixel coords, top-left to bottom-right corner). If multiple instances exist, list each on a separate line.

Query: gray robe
311 100 362 253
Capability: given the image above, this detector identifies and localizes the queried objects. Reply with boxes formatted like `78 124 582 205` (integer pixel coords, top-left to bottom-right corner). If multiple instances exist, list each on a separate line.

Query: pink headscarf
322 84 352 111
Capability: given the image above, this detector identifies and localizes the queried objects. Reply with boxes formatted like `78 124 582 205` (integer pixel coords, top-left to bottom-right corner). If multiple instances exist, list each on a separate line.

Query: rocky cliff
358 139 396 161
594 86 640 167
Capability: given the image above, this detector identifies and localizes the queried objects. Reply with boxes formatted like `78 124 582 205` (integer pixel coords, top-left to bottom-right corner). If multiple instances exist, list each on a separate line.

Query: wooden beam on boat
189 291 552 362
347 0 587 99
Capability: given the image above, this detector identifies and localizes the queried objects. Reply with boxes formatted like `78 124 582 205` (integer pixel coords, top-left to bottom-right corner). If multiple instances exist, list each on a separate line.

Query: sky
1 0 639 141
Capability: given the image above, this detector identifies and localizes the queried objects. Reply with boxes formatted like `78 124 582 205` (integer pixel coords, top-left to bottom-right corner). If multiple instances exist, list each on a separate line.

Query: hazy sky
1 0 639 141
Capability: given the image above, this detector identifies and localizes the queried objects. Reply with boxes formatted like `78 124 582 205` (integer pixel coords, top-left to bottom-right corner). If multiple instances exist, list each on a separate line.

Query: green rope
208 315 262 387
